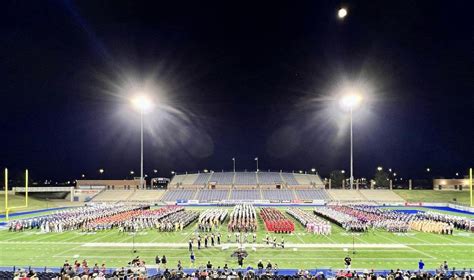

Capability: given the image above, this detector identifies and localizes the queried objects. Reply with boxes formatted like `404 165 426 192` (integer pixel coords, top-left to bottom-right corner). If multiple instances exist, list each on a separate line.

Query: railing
0 266 472 278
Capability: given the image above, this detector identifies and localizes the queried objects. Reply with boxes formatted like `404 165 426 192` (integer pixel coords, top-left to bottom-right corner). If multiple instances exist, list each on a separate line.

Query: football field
0 206 473 271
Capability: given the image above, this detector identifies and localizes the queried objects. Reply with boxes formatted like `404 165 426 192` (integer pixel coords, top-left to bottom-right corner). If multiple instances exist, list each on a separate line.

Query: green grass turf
393 190 471 205
0 207 473 270
0 194 64 214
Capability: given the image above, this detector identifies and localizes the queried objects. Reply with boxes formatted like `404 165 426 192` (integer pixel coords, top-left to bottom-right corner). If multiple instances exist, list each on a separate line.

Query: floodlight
338 8 348 19
131 94 154 113
339 94 362 110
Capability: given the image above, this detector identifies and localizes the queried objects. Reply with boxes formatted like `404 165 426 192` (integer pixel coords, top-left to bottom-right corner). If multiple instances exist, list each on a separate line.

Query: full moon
338 8 348 19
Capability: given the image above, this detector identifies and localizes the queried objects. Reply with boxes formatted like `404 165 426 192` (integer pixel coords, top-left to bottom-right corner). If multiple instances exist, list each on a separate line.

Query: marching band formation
260 208 294 233
313 205 474 234
197 209 228 232
227 204 257 232
7 204 144 232
286 208 331 235
7 203 473 238
313 206 368 232
7 205 200 233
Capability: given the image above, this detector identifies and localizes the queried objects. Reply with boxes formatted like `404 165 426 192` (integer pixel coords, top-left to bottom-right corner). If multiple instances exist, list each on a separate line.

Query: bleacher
231 189 261 201
234 172 257 185
293 174 311 185
196 189 229 201
181 173 199 185
194 173 211 185
162 172 405 204
209 172 234 185
327 189 366 201
257 172 284 184
162 189 196 201
169 174 187 187
262 189 295 201
294 189 330 200
359 189 405 202
92 190 135 202
307 174 324 185
127 190 166 201
280 173 299 185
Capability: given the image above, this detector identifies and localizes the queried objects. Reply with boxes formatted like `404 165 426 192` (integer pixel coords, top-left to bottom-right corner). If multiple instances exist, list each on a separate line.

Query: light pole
232 158 236 172
340 94 362 190
131 95 154 189
255 157 259 172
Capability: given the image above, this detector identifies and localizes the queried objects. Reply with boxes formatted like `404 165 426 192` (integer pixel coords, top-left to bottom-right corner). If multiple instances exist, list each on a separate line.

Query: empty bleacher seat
196 189 229 201
295 189 330 200
194 173 211 185
257 172 284 184
234 172 257 185
281 173 299 185
231 190 261 200
262 190 295 201
208 172 234 185
162 189 196 201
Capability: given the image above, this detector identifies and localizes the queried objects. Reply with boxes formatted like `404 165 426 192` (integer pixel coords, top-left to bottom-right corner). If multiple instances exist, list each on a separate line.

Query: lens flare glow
338 8 348 19
339 94 362 110
131 94 155 113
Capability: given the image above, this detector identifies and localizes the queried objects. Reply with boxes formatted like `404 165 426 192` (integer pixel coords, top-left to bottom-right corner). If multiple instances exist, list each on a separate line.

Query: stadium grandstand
80 171 407 204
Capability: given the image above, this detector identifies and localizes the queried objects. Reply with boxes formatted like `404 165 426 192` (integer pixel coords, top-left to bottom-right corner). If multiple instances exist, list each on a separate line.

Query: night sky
1 1 473 182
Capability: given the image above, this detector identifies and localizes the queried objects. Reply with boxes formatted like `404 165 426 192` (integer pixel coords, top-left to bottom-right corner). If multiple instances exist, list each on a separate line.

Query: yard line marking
433 234 463 244
294 233 306 244
50 255 463 261
406 246 437 260
80 242 407 248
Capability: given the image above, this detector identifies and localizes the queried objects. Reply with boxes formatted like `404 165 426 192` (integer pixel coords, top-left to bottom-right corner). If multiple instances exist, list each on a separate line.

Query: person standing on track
344 255 352 270
190 251 195 267
418 259 425 272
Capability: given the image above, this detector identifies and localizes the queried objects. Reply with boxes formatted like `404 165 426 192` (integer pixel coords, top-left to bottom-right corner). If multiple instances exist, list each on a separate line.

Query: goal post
470 168 473 207
3 168 29 221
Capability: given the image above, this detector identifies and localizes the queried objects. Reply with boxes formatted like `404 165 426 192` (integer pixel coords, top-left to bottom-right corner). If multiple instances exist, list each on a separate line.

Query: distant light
204 169 208 173
341 170 345 174
171 171 175 175
299 170 303 174
339 94 362 110
131 94 154 113
311 168 316 172
130 171 135 175
388 168 392 172
81 174 85 178
393 173 397 177
338 8 348 19
99 169 104 174
377 166 383 171
153 169 158 173
426 168 430 172
455 172 459 176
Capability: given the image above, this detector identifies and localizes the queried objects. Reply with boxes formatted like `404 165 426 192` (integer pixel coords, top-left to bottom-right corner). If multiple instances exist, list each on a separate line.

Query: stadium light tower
131 94 155 189
339 92 362 190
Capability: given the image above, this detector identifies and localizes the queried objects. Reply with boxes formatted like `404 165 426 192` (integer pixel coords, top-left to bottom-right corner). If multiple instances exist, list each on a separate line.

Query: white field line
294 233 307 244
403 234 432 244
377 232 418 244
51 247 415 252
80 242 407 249
49 255 474 261
406 246 437 260
2 240 473 247
52 231 119 258
370 231 438 260
352 235 368 244
433 234 463 244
